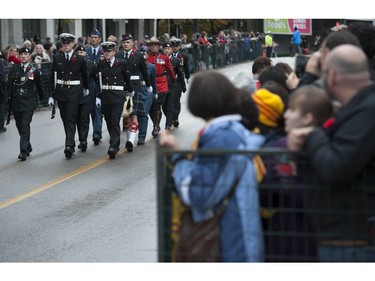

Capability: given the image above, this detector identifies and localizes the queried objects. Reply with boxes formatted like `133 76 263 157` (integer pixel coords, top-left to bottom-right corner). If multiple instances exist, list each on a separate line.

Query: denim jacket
173 114 265 261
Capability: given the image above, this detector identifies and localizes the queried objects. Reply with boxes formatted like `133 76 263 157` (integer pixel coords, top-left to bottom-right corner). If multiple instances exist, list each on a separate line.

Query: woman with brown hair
159 70 265 262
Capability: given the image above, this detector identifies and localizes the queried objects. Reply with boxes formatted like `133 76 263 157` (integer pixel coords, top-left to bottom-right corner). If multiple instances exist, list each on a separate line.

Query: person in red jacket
146 36 175 137
7 45 21 65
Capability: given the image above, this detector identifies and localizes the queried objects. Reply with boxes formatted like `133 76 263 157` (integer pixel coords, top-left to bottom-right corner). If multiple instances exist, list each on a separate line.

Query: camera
295 54 310 78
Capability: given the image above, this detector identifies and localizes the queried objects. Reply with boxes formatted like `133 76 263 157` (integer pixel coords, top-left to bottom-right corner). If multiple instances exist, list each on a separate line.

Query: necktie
125 52 129 59
66 54 69 61
23 65 26 72
107 60 111 67
93 49 96 59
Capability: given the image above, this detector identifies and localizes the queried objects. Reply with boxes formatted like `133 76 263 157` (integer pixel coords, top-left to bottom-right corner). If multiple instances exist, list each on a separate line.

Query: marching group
0 28 190 160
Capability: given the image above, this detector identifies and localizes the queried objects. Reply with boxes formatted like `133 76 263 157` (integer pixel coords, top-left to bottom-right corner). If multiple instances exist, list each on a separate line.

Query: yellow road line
0 148 127 210
0 118 199 210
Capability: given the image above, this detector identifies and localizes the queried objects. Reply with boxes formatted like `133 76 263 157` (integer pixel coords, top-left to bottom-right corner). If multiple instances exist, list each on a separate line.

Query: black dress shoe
137 139 145 146
18 153 26 161
0 127 7 133
173 120 179 128
151 126 160 138
64 146 75 159
125 141 133 152
26 148 33 156
108 148 117 159
78 141 87 152
93 137 100 145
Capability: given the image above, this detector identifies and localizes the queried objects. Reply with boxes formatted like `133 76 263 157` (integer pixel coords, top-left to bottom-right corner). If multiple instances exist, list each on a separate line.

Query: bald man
288 44 375 262
297 30 360 88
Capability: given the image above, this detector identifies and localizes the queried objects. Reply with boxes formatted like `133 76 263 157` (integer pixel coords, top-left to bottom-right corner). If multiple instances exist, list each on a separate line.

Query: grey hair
232 71 256 94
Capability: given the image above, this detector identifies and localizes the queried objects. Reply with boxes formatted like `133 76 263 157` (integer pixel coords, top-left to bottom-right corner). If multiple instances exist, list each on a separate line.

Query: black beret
163 43 172 48
75 45 86 52
122 33 133 41
19 47 31 54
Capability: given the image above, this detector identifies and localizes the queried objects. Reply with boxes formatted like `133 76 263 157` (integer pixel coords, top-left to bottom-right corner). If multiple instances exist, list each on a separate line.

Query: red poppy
130 53 135 58
323 117 335 129
113 61 120 67
71 56 76 62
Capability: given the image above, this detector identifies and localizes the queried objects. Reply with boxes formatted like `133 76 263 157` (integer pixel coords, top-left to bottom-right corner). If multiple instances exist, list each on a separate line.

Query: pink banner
288 19 312 35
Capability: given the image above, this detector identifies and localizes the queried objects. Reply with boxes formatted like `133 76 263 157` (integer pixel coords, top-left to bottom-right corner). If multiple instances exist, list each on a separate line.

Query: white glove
48 97 54 106
96 98 101 107
147 86 153 94
127 91 135 97
186 79 190 84
83 89 89 97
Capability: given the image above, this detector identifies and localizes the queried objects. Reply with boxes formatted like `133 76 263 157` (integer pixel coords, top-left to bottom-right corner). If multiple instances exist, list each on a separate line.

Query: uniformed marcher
138 46 158 146
162 42 186 130
146 36 175 137
115 33 152 152
85 28 104 146
48 33 90 159
95 41 134 159
5 47 44 161
86 28 103 64
74 45 97 152
170 36 190 128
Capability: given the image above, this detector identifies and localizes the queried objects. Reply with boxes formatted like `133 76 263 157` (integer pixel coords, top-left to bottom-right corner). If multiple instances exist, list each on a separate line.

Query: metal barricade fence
156 146 375 262
184 40 256 74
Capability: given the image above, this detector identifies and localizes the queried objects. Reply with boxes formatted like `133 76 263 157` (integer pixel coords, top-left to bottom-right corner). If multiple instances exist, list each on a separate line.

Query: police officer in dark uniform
115 33 152 151
48 33 89 159
75 45 97 152
162 42 186 130
95 41 134 159
5 47 44 161
170 36 190 128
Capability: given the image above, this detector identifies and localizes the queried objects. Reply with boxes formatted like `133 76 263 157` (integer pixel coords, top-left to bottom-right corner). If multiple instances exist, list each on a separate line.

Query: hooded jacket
172 115 265 262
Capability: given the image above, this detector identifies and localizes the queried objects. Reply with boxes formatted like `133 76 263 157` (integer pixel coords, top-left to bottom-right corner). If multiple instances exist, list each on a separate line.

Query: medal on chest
156 58 165 64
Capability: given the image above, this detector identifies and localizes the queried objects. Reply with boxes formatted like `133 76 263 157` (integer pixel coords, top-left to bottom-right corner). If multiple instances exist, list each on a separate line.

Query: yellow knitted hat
252 88 284 127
